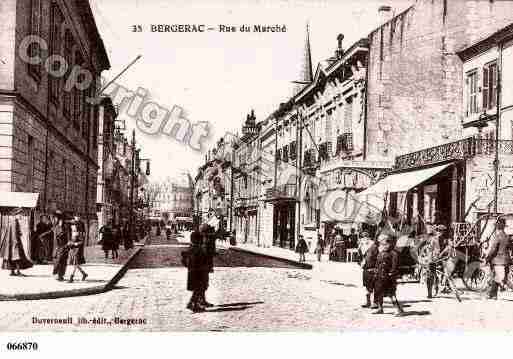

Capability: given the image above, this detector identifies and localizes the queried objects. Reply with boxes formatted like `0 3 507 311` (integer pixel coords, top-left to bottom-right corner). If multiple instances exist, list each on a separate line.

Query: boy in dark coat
184 230 208 312
372 234 405 316
360 234 379 308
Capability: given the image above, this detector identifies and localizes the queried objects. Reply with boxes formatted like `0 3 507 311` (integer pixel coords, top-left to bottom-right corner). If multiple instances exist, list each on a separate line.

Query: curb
0 236 148 301
228 246 313 270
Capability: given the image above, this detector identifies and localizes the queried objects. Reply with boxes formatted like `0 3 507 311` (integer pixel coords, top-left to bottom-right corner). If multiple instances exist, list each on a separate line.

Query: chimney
335 34 344 59
378 5 393 26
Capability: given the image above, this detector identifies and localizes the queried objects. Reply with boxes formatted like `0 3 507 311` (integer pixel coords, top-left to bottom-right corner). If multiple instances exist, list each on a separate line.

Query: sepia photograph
1 0 513 356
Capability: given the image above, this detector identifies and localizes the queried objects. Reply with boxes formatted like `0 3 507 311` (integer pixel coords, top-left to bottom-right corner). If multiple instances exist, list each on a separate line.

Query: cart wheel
462 261 489 293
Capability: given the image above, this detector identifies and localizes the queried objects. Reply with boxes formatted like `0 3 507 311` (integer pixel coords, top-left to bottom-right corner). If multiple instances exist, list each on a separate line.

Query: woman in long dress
0 208 33 276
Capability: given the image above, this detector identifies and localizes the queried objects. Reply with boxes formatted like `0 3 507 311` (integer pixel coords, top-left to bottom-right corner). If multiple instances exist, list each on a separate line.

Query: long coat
374 248 400 297
0 217 33 270
52 223 70 277
185 245 209 292
362 243 379 291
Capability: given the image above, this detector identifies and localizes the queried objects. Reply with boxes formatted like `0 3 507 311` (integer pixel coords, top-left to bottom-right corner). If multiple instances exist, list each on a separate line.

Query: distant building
155 174 194 229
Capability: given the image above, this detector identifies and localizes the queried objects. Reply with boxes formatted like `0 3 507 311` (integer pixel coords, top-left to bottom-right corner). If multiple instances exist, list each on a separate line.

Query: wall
366 0 513 162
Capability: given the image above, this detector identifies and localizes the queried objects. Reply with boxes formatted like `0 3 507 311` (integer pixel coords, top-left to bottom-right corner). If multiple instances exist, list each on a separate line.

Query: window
74 51 84 131
466 70 478 116
27 136 34 191
49 3 64 103
483 61 498 110
344 98 353 132
326 110 333 143
63 158 67 204
28 0 42 80
63 31 74 119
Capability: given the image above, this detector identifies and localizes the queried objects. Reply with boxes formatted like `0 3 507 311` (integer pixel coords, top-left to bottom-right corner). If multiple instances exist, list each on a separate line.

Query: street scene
2 0 513 336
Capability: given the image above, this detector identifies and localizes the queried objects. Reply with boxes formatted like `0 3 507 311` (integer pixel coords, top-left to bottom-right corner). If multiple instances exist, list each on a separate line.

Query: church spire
292 22 313 95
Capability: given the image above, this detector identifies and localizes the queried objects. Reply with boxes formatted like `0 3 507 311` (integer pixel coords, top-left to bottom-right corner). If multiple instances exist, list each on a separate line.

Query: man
485 217 512 299
372 233 405 316
349 228 358 249
199 223 216 307
359 232 378 308
315 233 324 262
425 225 443 299
52 211 70 281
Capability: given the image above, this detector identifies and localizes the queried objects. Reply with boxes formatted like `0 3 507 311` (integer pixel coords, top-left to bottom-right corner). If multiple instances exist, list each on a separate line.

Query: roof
458 22 513 61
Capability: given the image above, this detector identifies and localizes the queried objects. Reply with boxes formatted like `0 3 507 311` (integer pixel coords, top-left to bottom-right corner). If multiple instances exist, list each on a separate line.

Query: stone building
0 0 110 245
360 1 513 233
155 174 193 228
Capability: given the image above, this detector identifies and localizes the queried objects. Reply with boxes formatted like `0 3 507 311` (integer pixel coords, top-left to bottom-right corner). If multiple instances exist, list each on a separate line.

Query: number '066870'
6 342 38 351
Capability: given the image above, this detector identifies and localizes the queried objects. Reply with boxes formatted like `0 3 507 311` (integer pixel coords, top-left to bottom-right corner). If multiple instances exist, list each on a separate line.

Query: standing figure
200 223 216 307
358 231 378 308
52 211 70 281
315 233 325 262
485 217 513 299
37 215 54 263
111 224 121 259
184 230 209 312
99 222 114 259
68 218 88 283
0 208 33 276
296 234 308 262
124 222 134 250
372 234 405 316
425 225 442 299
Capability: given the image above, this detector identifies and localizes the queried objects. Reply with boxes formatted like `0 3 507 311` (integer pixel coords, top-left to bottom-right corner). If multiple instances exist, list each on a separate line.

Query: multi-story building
360 1 513 232
155 174 193 228
0 0 110 247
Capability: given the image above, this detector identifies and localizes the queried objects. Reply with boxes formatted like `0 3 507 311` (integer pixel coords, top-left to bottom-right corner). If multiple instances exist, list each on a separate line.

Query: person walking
37 215 54 263
485 217 513 299
0 208 33 276
99 221 114 259
52 211 70 281
67 218 88 283
296 234 308 262
315 233 325 262
372 234 405 316
358 231 378 308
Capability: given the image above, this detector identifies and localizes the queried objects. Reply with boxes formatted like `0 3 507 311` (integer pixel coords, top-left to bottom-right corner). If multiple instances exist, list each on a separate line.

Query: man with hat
199 222 216 307
52 210 70 281
358 231 378 308
485 217 512 299
425 224 444 299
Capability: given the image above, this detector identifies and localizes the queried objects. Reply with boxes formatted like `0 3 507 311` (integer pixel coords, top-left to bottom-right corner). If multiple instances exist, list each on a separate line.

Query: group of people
297 228 366 263
98 221 132 259
358 231 405 316
182 223 217 312
0 208 88 283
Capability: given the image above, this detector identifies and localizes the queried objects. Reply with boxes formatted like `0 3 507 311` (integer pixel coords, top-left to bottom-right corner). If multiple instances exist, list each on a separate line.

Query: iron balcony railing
394 137 513 170
265 184 297 201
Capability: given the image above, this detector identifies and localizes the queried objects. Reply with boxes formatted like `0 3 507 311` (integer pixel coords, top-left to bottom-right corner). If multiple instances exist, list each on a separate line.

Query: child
67 220 88 283
372 234 405 316
184 231 208 312
296 235 308 262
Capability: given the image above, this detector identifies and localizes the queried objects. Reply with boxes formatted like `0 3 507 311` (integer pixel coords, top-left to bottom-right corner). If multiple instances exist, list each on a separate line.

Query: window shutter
483 66 489 110
476 70 481 112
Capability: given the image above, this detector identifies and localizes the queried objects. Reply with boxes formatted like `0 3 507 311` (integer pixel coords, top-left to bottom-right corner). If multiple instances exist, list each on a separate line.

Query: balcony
394 137 513 170
265 184 297 202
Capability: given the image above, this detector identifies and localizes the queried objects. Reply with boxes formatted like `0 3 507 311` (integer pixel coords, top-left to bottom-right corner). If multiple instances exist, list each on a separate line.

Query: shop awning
0 191 40 208
357 163 452 197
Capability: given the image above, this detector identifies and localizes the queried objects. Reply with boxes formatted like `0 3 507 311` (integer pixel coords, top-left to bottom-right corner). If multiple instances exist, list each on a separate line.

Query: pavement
0 239 145 301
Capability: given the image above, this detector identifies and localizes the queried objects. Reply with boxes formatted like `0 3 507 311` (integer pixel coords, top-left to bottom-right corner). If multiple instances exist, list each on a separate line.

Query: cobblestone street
1 236 513 332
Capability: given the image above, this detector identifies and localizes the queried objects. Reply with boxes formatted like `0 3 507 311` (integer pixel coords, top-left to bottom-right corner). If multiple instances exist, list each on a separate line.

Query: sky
90 0 414 182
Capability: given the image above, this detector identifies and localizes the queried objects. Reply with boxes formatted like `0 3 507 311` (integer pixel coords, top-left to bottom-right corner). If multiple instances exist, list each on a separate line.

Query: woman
0 208 33 276
67 219 88 283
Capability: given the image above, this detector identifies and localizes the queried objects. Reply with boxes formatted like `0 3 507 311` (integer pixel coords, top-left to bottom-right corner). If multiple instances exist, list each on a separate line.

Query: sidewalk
0 238 146 301
229 242 362 284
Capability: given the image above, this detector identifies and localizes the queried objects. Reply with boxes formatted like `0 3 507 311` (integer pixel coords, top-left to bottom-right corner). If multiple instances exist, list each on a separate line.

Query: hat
361 231 369 237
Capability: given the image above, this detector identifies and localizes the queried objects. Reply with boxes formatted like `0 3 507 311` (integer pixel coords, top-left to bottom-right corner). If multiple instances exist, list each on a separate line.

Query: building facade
0 0 110 246
155 174 194 228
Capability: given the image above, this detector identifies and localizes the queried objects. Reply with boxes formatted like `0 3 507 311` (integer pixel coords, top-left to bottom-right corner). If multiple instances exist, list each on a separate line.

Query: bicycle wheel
462 261 489 293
